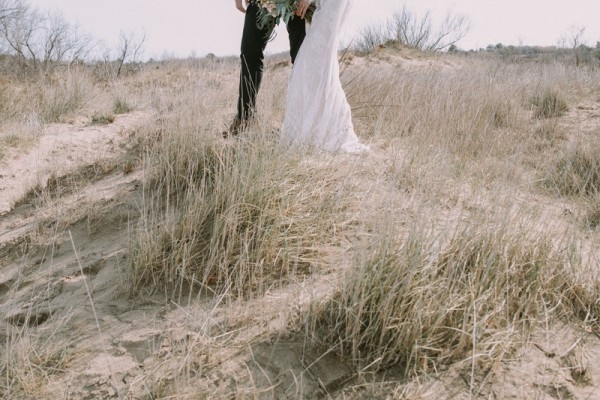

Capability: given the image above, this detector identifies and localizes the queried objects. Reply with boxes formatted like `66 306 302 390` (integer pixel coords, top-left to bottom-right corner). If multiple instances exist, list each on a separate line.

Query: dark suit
237 1 306 120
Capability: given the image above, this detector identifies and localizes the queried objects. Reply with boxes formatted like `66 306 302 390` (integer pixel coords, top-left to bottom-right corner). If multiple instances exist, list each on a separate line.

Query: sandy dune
1 50 600 399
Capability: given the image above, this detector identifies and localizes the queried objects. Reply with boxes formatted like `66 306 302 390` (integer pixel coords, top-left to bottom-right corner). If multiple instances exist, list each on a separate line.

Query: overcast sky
33 0 600 59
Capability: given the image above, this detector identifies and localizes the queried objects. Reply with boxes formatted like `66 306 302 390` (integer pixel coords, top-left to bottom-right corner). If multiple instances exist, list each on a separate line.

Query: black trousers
237 4 306 120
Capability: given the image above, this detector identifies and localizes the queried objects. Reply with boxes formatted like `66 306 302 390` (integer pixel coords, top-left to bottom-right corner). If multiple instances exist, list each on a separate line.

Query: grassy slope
1 49 599 398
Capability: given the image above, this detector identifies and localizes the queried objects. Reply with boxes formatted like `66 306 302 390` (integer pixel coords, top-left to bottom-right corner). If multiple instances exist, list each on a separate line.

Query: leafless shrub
543 141 600 197
353 25 389 55
91 30 146 81
531 88 569 118
354 5 469 54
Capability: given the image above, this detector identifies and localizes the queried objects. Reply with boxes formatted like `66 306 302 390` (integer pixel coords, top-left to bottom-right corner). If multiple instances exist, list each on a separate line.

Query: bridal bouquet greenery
257 0 316 31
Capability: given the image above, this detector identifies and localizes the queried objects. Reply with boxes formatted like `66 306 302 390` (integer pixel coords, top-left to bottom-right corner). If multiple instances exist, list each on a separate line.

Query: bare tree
115 30 145 77
42 12 92 68
0 0 92 74
427 11 469 51
0 0 21 23
565 25 586 66
0 0 15 22
0 0 39 70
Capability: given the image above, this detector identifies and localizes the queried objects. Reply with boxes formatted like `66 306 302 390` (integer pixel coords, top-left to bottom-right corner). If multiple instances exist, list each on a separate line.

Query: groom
225 0 311 137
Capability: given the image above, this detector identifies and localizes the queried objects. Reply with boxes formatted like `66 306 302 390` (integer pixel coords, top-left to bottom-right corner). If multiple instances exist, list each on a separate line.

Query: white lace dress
281 0 369 154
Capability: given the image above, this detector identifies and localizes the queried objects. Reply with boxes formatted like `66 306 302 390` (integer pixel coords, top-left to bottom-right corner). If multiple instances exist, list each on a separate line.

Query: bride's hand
235 0 247 13
295 0 310 18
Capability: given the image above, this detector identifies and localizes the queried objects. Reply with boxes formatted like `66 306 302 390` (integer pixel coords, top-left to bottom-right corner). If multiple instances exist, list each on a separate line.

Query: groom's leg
237 3 270 120
286 16 306 64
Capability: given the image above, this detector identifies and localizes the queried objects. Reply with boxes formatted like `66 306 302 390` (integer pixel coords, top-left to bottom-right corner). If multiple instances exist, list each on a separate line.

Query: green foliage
256 0 315 31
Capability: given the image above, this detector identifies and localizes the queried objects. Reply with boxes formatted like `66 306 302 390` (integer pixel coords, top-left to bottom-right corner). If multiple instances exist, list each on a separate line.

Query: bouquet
257 0 316 31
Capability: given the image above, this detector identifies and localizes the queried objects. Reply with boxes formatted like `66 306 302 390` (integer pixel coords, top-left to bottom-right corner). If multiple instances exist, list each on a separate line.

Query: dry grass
117 53 600 396
1 310 74 398
531 87 569 118
124 53 599 390
112 98 133 114
0 81 25 122
302 214 598 375
584 199 600 230
0 66 145 131
126 56 366 297
543 141 600 197
129 120 360 297
2 50 600 398
37 71 95 123
90 112 115 125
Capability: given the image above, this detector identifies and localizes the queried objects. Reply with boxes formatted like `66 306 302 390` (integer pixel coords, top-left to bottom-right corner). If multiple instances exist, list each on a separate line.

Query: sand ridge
1 51 600 398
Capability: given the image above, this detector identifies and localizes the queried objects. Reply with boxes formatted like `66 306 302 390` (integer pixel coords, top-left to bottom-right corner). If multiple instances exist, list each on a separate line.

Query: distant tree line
482 26 600 66
483 42 600 65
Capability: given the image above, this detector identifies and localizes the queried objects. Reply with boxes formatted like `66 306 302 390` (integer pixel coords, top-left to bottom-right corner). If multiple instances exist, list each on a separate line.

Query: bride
281 0 369 154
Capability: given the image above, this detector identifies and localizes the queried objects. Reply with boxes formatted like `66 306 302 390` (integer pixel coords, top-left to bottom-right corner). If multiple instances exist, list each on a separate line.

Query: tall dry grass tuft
125 55 365 297
303 216 598 375
38 70 94 123
584 198 600 229
0 320 73 398
543 141 600 197
0 79 36 125
112 97 133 114
0 82 19 122
347 63 529 165
129 116 359 297
1 68 100 129
531 87 569 118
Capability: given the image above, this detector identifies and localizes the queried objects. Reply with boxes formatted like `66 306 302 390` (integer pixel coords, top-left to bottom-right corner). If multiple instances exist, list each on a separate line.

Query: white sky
33 0 600 59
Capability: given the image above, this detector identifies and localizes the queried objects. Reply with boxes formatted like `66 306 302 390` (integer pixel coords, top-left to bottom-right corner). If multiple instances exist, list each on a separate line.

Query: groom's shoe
223 117 248 138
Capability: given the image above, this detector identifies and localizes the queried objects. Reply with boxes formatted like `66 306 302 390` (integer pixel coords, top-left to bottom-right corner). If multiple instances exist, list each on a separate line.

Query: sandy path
0 111 151 214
